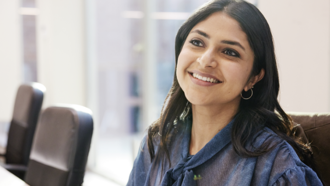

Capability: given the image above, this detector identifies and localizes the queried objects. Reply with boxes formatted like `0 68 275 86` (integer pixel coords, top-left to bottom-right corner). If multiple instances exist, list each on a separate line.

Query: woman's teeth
192 73 219 83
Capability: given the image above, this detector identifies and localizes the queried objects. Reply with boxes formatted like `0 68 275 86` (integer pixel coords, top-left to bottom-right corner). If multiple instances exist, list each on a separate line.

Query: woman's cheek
176 62 186 90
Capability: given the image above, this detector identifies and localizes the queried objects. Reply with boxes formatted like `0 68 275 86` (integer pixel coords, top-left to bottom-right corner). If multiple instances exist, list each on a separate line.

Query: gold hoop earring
241 88 253 100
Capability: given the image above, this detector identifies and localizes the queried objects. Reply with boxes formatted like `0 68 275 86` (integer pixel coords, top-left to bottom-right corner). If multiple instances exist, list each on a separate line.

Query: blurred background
0 0 329 185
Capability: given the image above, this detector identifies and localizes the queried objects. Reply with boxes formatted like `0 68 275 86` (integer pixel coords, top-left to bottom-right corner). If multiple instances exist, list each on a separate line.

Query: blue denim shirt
127 117 323 186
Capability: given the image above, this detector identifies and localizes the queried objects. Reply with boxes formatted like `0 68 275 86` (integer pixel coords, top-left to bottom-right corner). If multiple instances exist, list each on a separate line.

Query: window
89 0 214 185
21 0 38 82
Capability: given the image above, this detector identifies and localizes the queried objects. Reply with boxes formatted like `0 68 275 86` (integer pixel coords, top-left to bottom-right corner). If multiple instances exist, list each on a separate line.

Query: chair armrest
0 162 27 172
0 162 27 180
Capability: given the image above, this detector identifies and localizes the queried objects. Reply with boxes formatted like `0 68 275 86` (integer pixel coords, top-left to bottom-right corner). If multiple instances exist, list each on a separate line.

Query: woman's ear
243 69 265 91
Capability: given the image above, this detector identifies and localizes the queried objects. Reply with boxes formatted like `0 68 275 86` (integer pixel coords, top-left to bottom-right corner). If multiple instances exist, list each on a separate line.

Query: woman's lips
188 71 222 83
188 71 222 86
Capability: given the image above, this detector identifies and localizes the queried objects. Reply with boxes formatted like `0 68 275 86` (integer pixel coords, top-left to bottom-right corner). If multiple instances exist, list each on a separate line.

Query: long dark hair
147 0 313 169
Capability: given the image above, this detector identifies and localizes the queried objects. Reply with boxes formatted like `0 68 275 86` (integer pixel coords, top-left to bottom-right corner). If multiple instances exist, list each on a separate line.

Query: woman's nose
197 49 217 68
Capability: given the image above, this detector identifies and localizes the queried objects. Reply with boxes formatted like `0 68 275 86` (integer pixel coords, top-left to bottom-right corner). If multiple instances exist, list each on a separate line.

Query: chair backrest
6 83 45 165
24 105 93 186
289 113 330 186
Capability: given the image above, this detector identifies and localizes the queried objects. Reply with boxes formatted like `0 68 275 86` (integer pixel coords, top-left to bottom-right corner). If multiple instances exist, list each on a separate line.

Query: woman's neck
189 103 238 155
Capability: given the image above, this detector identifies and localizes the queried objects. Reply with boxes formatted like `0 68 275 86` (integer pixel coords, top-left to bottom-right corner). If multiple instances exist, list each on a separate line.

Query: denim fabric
127 117 323 186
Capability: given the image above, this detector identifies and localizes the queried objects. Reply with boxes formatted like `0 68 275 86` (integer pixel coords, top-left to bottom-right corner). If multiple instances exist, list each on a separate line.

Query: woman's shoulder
135 134 152 163
254 127 309 169
137 132 161 158
253 128 323 186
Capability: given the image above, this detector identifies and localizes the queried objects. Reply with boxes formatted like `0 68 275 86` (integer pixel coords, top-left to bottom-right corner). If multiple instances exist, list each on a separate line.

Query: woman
127 0 323 185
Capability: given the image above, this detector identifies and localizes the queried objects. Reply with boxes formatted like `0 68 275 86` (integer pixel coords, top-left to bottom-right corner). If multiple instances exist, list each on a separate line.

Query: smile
190 72 221 84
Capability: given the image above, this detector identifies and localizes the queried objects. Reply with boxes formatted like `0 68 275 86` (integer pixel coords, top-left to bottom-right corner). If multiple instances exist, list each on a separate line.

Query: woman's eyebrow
191 29 210 39
191 29 245 51
221 40 245 51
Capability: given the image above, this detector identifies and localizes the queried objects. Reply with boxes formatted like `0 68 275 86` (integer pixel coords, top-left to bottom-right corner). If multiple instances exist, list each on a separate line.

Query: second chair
24 105 94 186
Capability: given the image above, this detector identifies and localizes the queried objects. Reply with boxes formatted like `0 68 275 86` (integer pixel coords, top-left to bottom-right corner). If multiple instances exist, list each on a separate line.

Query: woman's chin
186 94 241 109
185 95 213 107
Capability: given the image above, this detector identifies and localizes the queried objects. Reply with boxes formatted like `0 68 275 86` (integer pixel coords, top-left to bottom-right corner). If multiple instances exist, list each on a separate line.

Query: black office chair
24 105 94 186
0 83 45 178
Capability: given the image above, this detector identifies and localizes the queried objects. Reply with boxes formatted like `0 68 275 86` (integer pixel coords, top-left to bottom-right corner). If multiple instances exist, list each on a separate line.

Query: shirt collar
180 115 234 170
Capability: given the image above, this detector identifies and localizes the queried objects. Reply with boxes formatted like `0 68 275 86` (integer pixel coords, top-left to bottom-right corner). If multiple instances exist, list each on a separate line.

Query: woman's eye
223 49 240 57
189 40 203 47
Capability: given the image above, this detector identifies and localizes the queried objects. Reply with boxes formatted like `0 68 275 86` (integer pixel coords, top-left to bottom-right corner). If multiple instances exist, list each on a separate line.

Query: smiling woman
127 0 323 185
177 11 265 155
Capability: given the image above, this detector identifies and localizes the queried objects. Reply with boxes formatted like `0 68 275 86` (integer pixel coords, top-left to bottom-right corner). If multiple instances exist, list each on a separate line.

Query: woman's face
177 12 261 108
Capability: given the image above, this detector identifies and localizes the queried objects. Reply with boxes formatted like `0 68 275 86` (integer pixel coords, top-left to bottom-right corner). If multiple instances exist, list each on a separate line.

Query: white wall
0 0 22 122
36 0 87 108
259 0 330 112
0 0 329 119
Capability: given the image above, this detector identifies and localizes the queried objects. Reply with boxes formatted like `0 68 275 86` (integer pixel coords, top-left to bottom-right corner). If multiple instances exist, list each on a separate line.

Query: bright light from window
122 11 191 20
245 0 258 5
